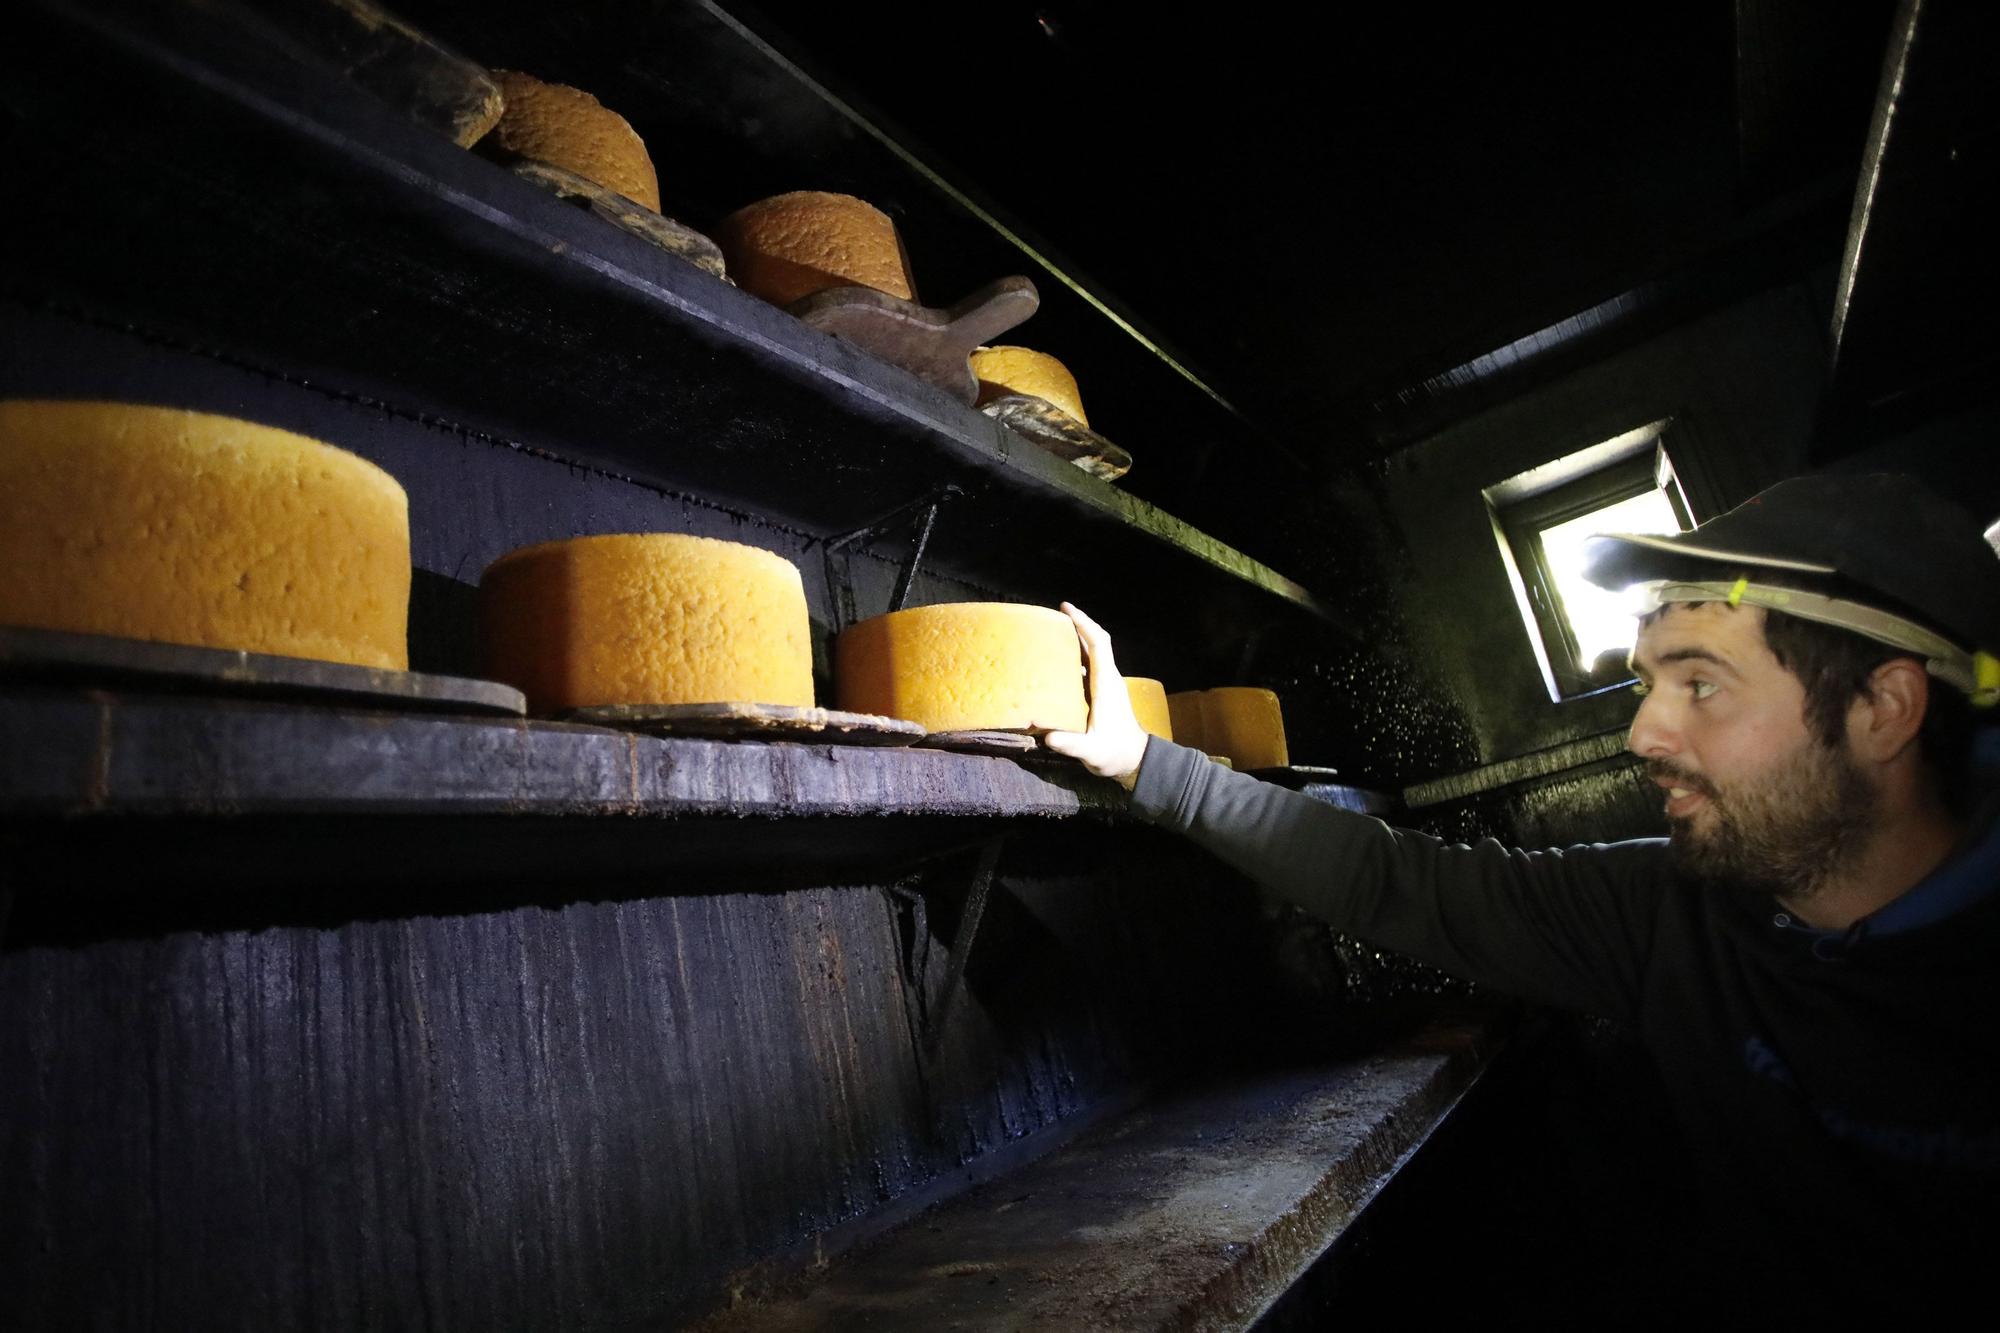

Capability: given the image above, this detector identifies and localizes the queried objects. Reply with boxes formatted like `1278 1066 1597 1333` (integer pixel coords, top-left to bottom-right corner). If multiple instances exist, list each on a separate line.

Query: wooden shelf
0 689 1116 823
700 1017 1497 1330
0 687 1392 917
1 686 1387 817
1 0 1340 650
0 685 1125 931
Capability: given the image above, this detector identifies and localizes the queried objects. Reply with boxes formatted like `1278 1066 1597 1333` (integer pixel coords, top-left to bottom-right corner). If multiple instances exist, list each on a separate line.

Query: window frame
1485 423 1694 701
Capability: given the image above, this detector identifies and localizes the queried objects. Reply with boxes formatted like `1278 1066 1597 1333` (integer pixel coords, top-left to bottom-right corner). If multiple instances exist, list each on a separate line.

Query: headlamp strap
1640 579 1997 706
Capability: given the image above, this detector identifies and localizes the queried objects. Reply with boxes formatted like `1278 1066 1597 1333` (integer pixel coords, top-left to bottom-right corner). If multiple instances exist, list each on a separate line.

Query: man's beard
1653 740 1878 901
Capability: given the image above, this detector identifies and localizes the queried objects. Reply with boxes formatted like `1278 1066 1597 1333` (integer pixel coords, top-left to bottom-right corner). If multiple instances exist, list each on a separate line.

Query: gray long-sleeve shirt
1129 736 2000 1297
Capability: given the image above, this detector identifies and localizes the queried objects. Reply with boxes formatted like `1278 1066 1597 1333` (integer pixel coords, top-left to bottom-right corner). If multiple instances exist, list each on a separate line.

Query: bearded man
1048 473 2000 1311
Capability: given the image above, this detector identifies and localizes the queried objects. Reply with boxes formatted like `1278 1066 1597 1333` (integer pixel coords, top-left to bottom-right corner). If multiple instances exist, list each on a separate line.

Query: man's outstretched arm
1045 604 1664 1023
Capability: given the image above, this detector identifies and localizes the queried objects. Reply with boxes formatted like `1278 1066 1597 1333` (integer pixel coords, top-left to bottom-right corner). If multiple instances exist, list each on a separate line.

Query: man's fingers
1042 730 1084 758
1060 601 1119 676
1043 727 1143 783
1053 601 1146 783
1059 601 1104 636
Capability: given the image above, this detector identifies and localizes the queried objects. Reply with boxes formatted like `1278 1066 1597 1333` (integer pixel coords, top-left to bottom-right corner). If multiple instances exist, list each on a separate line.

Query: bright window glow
1539 488 1683 674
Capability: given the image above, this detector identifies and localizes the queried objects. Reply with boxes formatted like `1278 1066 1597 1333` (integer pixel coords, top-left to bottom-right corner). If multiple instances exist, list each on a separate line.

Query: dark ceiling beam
1821 0 2000 452
1828 0 1925 369
1325 1 1889 462
1331 185 1853 458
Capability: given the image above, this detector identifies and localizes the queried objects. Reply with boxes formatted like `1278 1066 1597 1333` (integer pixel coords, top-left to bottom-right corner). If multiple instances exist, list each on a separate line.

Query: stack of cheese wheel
970 346 1089 427
487 70 661 212
714 191 917 308
835 602 1087 733
1167 687 1289 770
478 533 813 715
0 399 411 669
1124 676 1174 742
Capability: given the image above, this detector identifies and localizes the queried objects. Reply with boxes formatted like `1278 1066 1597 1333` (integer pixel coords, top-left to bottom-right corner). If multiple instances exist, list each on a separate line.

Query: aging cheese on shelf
1167 690 1207 752
1167 687 1289 770
1124 676 1174 742
970 346 1089 428
835 602 1087 733
714 191 917 308
0 399 411 669
488 70 661 212
1202 687 1289 770
479 533 813 714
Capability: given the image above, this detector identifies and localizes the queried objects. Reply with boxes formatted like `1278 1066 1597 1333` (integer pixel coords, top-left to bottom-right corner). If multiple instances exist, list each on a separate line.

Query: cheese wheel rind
714 191 916 307
1124 676 1174 742
489 70 661 213
834 602 1087 733
479 533 814 714
1167 686 1288 769
1167 691 1207 753
971 346 1089 428
0 399 411 669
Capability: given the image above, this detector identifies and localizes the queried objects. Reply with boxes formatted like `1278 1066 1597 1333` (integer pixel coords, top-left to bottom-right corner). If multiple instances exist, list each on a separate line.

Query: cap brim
1582 532 1837 592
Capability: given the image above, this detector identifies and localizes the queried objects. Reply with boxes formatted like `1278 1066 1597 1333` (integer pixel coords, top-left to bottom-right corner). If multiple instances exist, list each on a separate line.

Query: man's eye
1690 679 1717 700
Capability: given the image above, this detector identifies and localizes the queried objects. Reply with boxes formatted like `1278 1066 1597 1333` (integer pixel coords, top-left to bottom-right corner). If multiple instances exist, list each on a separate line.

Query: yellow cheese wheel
971 346 1089 428
1167 687 1289 769
479 533 813 714
1167 691 1207 753
0 399 410 669
714 191 916 307
834 602 1087 733
489 70 661 213
1124 676 1174 742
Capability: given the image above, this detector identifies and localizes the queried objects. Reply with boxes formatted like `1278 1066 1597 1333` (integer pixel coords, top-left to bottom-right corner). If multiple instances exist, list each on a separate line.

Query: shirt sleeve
1129 737 1667 1024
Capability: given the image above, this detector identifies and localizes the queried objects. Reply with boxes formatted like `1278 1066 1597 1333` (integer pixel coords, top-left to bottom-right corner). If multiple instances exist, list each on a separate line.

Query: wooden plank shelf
0 689 1116 823
0 688 1393 912
0 685 1393 829
699 1017 1498 1331
0 0 1341 650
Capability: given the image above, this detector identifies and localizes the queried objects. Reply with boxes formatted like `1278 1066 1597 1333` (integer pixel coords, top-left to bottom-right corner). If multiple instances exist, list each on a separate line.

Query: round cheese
488 70 661 213
714 191 916 308
479 533 813 714
1124 676 1174 742
834 602 1087 733
971 346 1089 428
0 399 410 669
1167 690 1208 753
1166 687 1288 769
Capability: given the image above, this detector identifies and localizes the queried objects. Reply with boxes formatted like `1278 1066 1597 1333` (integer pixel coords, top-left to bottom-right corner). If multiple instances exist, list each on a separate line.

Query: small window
1486 423 1693 701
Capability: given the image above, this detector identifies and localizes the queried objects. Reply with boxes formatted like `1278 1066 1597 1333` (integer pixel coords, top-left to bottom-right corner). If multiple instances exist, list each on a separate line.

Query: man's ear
1850 658 1930 763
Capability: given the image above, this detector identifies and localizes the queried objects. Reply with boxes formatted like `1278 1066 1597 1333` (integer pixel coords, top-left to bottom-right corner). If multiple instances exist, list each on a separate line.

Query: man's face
1627 603 1876 899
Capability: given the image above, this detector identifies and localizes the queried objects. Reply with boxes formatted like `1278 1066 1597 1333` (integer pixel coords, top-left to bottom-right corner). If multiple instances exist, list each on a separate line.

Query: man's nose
1627 692 1680 759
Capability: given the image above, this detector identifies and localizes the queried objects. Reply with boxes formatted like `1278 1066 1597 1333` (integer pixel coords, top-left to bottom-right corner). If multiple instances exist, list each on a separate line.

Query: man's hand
1044 602 1149 789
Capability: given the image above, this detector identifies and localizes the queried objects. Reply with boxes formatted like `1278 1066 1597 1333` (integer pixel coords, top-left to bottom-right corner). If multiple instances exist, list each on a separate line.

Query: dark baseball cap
1583 473 2000 669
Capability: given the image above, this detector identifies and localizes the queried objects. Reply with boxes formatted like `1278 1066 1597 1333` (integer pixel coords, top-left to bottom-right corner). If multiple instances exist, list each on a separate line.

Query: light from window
1538 488 1683 674
1484 424 1693 700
